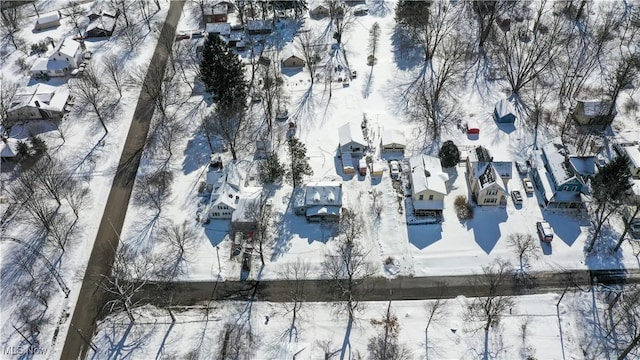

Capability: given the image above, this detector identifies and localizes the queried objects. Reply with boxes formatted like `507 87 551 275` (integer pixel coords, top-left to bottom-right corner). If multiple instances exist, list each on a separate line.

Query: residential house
617 143 640 179
409 154 449 217
49 37 84 69
531 140 595 209
30 58 71 78
338 121 366 156
294 182 343 222
85 10 120 38
466 146 512 206
246 20 272 35
34 11 61 30
493 98 516 124
230 188 264 233
572 99 617 127
381 129 406 153
309 4 330 18
206 22 231 36
6 84 70 124
208 161 245 219
204 1 235 23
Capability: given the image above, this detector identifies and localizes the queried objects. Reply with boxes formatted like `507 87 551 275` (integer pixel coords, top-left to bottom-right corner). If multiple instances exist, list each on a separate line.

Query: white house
381 129 406 153
49 37 83 69
338 122 366 156
30 58 71 77
618 144 640 179
34 11 61 30
409 154 449 217
208 161 244 219
6 84 70 123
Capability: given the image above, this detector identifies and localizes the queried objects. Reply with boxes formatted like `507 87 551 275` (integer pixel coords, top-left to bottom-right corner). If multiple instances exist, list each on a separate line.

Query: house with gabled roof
208 160 252 219
572 99 617 128
381 129 406 153
531 139 595 209
616 143 640 179
34 11 61 30
466 146 512 206
85 9 120 38
6 84 70 124
338 121 366 156
49 37 83 69
409 154 449 217
294 182 343 222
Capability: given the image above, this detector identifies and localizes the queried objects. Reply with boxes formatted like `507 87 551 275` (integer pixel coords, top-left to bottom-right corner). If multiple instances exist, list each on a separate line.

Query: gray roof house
530 139 595 209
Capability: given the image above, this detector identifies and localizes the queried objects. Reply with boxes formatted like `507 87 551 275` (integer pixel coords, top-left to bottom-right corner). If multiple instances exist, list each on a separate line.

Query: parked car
515 161 528 176
390 161 400 179
175 32 190 40
511 190 522 205
536 221 554 242
522 178 534 194
83 51 92 60
351 70 357 79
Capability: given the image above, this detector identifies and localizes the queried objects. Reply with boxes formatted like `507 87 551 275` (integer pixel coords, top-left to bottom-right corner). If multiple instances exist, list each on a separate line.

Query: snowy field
92 291 606 359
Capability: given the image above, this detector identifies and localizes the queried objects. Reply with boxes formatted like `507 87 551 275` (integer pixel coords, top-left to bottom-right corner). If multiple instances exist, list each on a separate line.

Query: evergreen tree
587 155 632 252
259 152 285 184
200 34 247 109
438 140 460 168
286 136 313 188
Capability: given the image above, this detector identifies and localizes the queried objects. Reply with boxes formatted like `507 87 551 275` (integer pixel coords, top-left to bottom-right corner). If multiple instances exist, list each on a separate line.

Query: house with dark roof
530 139 594 209
466 146 512 206
572 99 617 128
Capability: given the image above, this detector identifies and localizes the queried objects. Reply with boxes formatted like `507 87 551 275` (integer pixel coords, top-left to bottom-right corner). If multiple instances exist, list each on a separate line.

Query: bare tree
218 322 254 360
158 221 198 278
615 201 640 252
613 285 640 360
100 244 158 322
202 105 252 161
322 209 375 320
469 0 513 49
605 54 640 117
0 2 24 50
490 1 564 95
73 66 110 134
103 54 127 98
1 78 19 126
325 0 354 45
465 259 515 359
63 1 85 37
278 258 310 342
507 233 540 270
297 30 322 84
258 59 284 135
368 301 412 360
243 192 273 265
424 294 447 360
133 168 174 214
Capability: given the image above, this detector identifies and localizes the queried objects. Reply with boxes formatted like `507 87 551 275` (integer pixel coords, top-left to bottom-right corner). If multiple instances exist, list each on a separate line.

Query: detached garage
494 99 516 124
381 129 406 153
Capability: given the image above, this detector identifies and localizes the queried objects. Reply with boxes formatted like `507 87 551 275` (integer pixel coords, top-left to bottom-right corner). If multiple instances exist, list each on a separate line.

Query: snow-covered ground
1 0 168 358
115 0 640 286
91 291 603 359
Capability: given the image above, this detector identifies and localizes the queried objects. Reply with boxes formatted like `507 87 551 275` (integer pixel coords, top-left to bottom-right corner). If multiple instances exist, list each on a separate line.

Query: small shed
358 158 367 176
371 163 384 177
35 11 61 30
282 54 305 68
0 138 20 161
572 99 617 127
381 129 406 153
341 153 355 174
493 99 516 124
309 4 330 18
466 118 480 135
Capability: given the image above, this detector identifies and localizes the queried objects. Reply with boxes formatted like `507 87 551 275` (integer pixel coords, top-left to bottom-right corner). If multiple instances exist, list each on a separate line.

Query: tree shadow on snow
390 25 423 71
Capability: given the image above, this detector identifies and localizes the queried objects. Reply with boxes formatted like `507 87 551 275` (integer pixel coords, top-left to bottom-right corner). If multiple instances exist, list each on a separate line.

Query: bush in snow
438 140 460 168
454 195 473 220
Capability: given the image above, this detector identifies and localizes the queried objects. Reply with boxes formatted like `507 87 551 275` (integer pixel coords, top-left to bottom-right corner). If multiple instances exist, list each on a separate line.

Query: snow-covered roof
620 144 640 169
578 99 616 116
494 98 515 117
9 84 70 114
36 11 60 25
231 187 263 223
467 146 492 163
54 37 81 59
306 205 341 217
568 156 596 176
541 141 576 186
409 154 448 195
478 163 505 191
304 182 342 207
0 138 19 158
281 44 302 61
338 122 366 147
247 19 271 31
86 15 117 33
206 22 231 35
30 58 69 72
381 129 406 147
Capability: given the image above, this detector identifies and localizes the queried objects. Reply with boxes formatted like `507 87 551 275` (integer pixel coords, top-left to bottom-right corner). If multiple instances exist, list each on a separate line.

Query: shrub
454 195 473 220
438 140 460 168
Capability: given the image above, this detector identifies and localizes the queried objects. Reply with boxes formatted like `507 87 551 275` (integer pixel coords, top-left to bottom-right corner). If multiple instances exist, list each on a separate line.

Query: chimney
34 100 41 108
49 38 56 48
